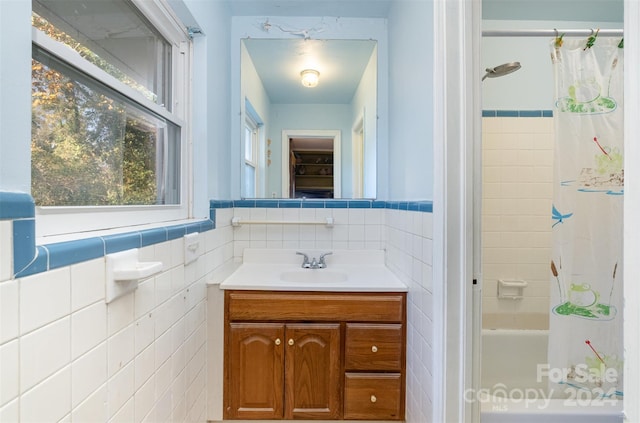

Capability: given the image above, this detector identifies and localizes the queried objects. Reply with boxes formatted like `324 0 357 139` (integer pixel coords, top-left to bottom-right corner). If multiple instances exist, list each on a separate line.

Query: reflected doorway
281 129 341 198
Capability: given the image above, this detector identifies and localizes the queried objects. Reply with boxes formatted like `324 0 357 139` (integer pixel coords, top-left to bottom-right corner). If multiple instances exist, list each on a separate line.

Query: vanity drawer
345 323 403 371
344 373 403 420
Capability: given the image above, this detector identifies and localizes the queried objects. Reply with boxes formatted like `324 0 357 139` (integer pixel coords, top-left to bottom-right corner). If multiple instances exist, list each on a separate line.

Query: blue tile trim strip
483 110 554 117
209 199 434 213
2 191 433 279
1 191 215 278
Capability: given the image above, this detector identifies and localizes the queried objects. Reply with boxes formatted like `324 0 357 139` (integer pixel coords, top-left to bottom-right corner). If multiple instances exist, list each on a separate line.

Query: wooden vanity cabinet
224 290 406 421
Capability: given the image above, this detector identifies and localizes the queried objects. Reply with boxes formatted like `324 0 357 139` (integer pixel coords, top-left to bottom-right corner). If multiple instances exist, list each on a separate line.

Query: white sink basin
218 249 408 292
280 269 348 284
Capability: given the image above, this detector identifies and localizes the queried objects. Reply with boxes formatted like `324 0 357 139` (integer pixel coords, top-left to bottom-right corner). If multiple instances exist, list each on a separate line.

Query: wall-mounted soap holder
105 249 162 303
497 279 527 300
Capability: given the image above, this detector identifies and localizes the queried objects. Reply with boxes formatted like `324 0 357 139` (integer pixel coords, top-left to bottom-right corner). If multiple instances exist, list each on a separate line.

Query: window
243 115 258 198
31 0 191 238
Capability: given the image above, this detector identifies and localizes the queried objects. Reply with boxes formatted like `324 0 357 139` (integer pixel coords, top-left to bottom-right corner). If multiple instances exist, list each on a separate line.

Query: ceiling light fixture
300 69 320 88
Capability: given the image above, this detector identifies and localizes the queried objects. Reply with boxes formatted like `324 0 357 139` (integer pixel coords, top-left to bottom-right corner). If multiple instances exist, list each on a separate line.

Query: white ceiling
244 38 376 104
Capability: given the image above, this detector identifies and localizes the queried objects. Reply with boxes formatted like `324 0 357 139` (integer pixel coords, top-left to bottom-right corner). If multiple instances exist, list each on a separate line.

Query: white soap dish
497 279 527 300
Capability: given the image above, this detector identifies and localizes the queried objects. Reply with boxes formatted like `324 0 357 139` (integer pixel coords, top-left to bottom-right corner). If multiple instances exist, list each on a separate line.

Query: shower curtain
548 35 623 399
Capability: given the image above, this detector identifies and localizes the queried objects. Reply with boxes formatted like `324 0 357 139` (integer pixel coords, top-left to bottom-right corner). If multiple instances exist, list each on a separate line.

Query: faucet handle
318 252 333 267
296 251 310 268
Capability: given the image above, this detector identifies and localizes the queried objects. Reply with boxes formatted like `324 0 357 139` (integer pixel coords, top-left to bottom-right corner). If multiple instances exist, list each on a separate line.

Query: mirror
240 38 377 199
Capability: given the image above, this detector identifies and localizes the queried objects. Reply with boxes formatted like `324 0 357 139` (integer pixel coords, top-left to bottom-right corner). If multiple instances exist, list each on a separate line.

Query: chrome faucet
318 252 332 268
296 251 332 269
296 251 311 268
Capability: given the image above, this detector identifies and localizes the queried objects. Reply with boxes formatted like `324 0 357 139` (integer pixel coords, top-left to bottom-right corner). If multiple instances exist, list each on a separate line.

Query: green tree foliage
31 19 159 207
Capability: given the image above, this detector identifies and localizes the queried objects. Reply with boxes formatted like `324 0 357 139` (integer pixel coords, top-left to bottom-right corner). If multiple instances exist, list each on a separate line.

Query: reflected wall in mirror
240 38 377 199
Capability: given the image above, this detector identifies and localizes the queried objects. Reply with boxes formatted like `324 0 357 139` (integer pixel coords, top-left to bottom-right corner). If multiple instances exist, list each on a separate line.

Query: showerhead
482 61 522 81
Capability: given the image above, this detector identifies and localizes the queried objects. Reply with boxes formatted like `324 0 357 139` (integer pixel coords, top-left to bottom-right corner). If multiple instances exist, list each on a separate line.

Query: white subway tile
135 343 155 391
20 365 71 423
249 207 267 221
0 223 12 283
107 292 134 336
109 397 134 423
134 375 156 423
155 329 173 369
71 384 108 423
71 301 107 359
331 209 348 224
70 258 105 312
282 225 300 241
71 342 107 408
266 224 283 241
249 224 267 241
266 208 283 221
107 362 134 419
20 267 71 334
134 278 156 320
155 271 172 306
152 385 172 423
134 312 155 355
155 356 173 398
298 224 315 241
21 316 70 392
347 225 365 241
364 209 383 225
0 398 18 422
0 340 19 406
107 325 134 378
0 280 19 344
169 238 183 268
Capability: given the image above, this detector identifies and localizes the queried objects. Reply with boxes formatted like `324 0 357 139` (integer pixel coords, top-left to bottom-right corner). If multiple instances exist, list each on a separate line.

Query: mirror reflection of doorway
290 137 334 198
281 129 342 198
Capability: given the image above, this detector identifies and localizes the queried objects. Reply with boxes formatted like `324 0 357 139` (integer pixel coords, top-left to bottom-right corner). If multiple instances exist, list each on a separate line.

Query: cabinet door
284 323 341 420
227 323 284 419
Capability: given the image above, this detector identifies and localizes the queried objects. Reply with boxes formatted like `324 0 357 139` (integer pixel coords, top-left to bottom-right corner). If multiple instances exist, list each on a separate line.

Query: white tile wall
384 209 434 423
0 219 234 422
2 206 435 422
482 116 554 318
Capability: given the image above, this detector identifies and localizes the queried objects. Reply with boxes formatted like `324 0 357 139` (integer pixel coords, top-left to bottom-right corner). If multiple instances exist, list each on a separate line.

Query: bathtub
479 327 623 422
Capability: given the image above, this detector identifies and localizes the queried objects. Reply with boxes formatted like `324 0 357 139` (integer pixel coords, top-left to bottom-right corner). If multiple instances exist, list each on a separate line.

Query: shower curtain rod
482 29 623 37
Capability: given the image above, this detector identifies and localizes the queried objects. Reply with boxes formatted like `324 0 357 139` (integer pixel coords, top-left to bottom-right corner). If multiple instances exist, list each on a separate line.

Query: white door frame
432 0 482 422
436 1 640 422
352 115 365 198
281 129 342 198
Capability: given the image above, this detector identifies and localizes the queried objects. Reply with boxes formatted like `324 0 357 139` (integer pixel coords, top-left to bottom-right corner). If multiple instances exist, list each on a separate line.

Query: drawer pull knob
288 339 295 346
275 338 281 346
371 345 378 353
370 395 377 403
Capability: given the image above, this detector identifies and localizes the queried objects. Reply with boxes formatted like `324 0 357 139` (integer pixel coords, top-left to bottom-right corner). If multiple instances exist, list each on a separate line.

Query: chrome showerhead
482 61 522 81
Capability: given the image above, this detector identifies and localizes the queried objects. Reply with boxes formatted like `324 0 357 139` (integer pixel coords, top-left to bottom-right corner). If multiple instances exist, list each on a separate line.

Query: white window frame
32 0 193 241
243 114 260 198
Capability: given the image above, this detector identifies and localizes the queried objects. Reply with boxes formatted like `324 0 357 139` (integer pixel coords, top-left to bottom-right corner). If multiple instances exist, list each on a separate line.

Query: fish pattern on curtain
548 35 623 400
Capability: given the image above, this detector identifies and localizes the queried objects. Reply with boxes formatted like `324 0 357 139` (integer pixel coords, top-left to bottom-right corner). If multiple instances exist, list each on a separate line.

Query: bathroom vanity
219 249 407 421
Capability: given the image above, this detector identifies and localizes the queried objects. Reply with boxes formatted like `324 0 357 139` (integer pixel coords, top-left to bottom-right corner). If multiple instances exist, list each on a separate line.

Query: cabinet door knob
275 338 281 346
371 345 378 353
288 338 294 346
370 395 377 403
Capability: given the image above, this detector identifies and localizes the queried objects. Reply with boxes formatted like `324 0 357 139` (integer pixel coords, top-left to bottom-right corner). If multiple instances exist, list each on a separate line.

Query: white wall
387 0 434 200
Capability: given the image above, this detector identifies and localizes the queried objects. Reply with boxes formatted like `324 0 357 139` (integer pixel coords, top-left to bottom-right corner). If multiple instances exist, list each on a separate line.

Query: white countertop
218 249 408 292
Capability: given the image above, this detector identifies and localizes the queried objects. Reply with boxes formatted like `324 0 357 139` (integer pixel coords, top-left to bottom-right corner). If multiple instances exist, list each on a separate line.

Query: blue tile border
1 191 433 279
209 199 434 213
1 191 215 278
483 110 553 118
